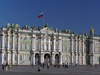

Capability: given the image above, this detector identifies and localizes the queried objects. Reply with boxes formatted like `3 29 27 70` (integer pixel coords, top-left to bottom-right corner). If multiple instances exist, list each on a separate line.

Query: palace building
0 23 100 65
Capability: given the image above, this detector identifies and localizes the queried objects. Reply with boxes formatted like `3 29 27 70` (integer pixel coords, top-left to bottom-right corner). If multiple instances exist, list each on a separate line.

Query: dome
90 26 94 33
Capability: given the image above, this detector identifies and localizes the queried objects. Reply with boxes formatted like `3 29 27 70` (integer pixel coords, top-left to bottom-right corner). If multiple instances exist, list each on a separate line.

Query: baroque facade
0 23 99 65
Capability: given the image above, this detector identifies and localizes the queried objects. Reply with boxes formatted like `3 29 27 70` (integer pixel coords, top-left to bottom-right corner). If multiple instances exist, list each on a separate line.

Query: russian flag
38 12 43 18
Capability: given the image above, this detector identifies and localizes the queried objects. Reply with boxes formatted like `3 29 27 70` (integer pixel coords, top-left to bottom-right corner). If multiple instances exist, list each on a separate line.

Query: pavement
0 65 100 75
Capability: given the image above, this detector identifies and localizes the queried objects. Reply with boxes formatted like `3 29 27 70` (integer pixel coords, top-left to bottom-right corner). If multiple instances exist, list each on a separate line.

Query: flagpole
43 12 44 26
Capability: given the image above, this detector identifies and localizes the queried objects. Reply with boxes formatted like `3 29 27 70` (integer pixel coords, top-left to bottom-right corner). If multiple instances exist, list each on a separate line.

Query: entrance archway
44 54 50 64
35 53 39 65
55 54 59 64
99 57 100 65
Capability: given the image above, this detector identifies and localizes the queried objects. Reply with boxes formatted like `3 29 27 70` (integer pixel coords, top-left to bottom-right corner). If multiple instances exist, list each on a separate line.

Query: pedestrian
95 63 97 68
16 62 17 66
47 63 50 69
62 62 64 67
67 62 68 68
65 62 67 68
9 64 11 71
54 63 56 67
71 62 73 68
32 63 33 67
2 63 5 71
43 63 45 68
5 63 8 71
58 63 60 68
38 65 41 72
76 63 77 67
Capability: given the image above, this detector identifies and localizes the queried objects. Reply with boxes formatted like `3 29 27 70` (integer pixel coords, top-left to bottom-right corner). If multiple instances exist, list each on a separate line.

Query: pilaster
39 36 42 51
53 36 56 52
31 53 35 65
12 33 15 50
44 37 46 51
51 52 55 65
2 33 4 50
59 53 62 65
39 53 44 64
17 52 20 65
32 35 36 51
7 33 9 50
48 37 50 51
6 51 10 64
58 37 62 52
18 34 20 50
11 51 15 64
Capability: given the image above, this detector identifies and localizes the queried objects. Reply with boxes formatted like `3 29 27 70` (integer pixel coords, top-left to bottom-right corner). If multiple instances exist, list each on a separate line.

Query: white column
82 39 85 65
17 52 20 65
12 33 15 50
7 34 9 50
90 40 94 65
59 54 62 65
78 39 80 64
78 54 81 65
75 54 78 64
48 38 50 51
12 52 15 64
40 37 42 51
18 34 20 50
32 35 36 51
39 53 44 64
1 52 4 64
75 38 77 64
51 53 55 65
53 36 56 52
82 55 85 65
12 33 15 64
44 37 46 51
6 51 10 64
58 37 62 52
71 38 73 63
32 53 35 65
2 33 4 50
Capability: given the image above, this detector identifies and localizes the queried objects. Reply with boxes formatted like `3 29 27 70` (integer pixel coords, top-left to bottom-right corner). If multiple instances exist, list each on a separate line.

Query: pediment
40 27 54 34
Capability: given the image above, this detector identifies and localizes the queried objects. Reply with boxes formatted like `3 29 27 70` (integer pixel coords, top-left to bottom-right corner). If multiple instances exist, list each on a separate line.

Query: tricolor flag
38 12 43 18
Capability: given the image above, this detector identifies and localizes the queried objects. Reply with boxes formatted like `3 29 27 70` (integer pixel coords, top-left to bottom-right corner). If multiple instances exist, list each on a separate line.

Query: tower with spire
90 25 94 37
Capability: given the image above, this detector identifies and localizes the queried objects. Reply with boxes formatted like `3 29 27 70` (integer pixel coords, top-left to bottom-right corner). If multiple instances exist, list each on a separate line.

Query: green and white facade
0 23 99 65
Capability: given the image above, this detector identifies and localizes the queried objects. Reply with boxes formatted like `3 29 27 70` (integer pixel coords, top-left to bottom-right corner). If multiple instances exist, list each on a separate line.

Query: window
15 36 17 39
10 35 12 38
29 37 31 40
4 44 7 48
4 35 7 39
20 36 22 39
29 44 31 50
20 44 22 49
36 45 38 50
56 45 58 50
65 46 67 51
25 44 27 49
46 37 48 41
9 45 12 49
50 38 52 41
24 37 27 40
15 55 17 60
15 45 17 49
29 55 31 61
4 55 6 60
36 37 38 40
42 45 44 50
42 37 44 41
20 55 22 60
46 45 48 50
51 45 52 50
